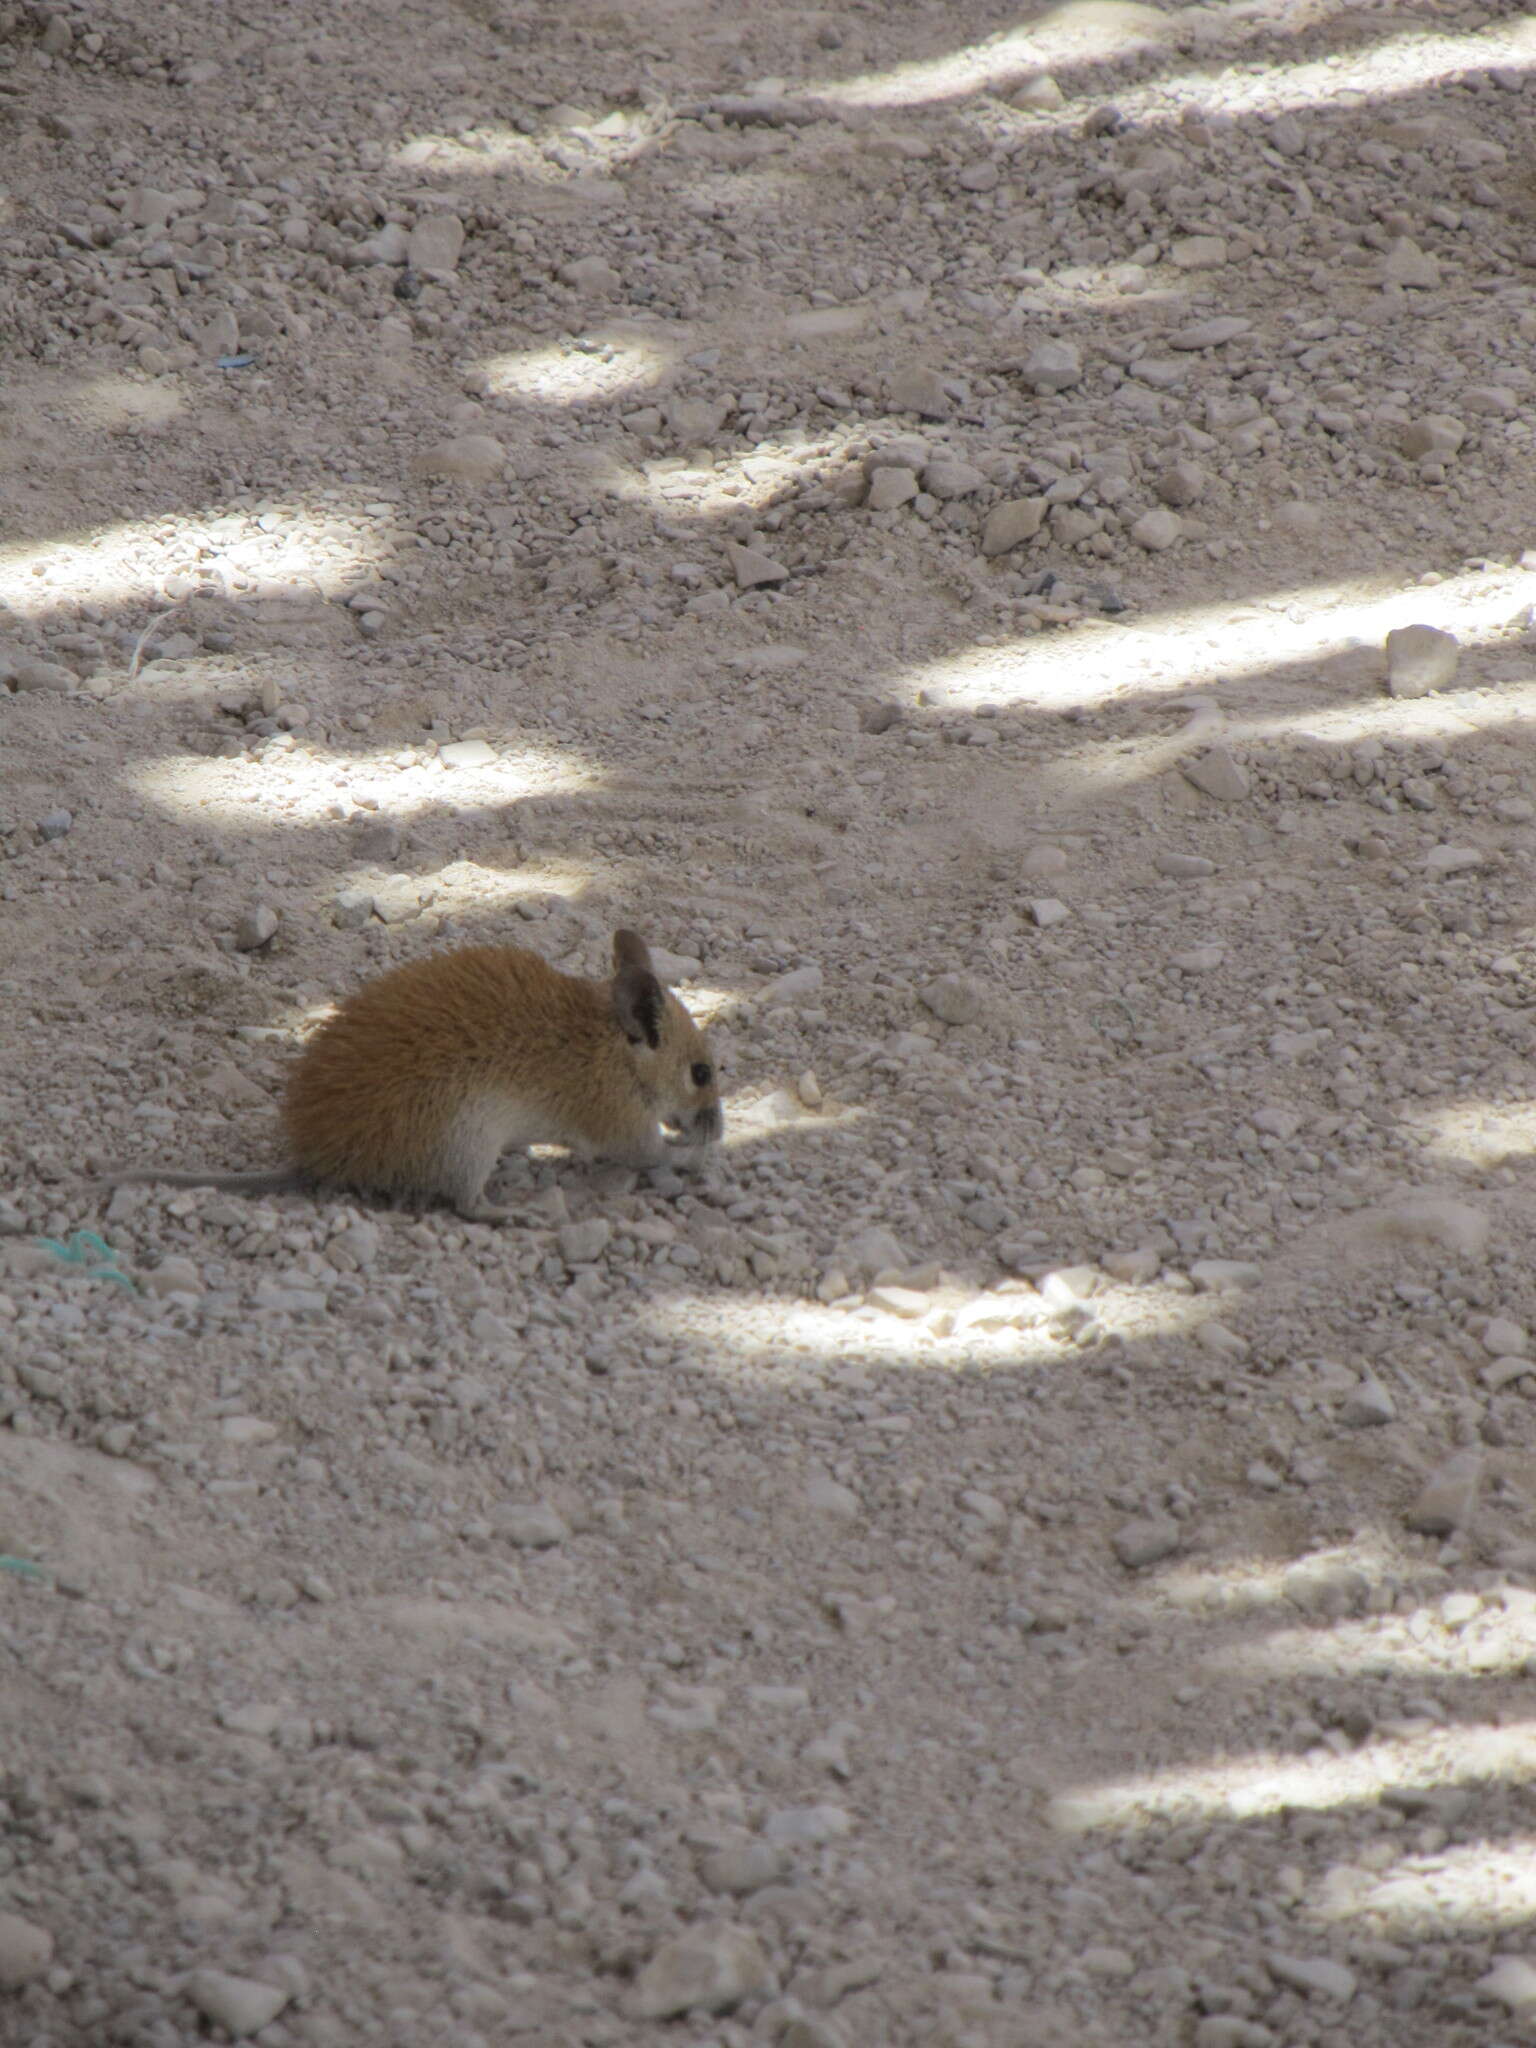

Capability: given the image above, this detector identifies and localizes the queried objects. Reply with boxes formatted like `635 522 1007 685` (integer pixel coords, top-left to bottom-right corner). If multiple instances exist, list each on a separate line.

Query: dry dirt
7 0 1536 2042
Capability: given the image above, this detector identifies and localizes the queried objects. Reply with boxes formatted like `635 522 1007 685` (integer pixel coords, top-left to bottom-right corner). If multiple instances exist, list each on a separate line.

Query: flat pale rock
867 1284 931 1319
412 434 504 484
0 1912 53 1987
1423 844 1481 877
630 1925 774 2019
1156 461 1206 507
1339 1375 1396 1428
200 1061 270 1108
333 887 375 929
1102 1248 1159 1283
143 1255 204 1298
560 253 621 293
1405 1450 1481 1536
439 738 496 770
1251 1107 1302 1139
647 946 702 983
866 465 919 511
186 1970 292 2038
1400 413 1465 459
1051 505 1099 546
920 973 983 1026
1266 1954 1356 2002
1113 1516 1181 1570
838 1225 908 1280
354 222 410 266
700 1842 786 1894
1013 72 1065 108
1182 747 1248 802
7 653 77 693
784 305 866 339
1129 357 1187 389
805 1474 861 1520
1191 1259 1261 1291
234 904 279 951
494 1501 569 1548
922 457 985 500
758 964 822 1005
1040 1265 1098 1305
1274 500 1324 536
1015 339 1082 393
863 434 930 477
1483 1318 1528 1357
373 876 428 924
981 497 1046 554
558 1219 611 1265
1382 237 1439 288
220 1415 278 1444
1170 234 1227 269
1131 507 1182 550
1168 317 1250 349
1358 1197 1489 1258
1462 385 1517 417
886 365 951 418
665 395 728 441
763 1802 852 1844
1385 623 1458 697
1478 1957 1536 2012
727 544 789 589
408 213 464 272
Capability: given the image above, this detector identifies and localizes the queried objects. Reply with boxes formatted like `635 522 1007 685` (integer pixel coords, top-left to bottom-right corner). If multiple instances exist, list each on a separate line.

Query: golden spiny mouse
98 929 723 1222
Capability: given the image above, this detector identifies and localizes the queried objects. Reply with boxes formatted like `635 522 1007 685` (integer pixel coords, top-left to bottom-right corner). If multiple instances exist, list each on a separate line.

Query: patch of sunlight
129 738 598 831
904 560 1536 723
475 331 672 408
0 497 397 620
1313 1839 1536 1935
1051 1720 1536 1834
721 1089 864 1151
665 984 743 1028
615 430 846 520
1157 1537 1402 1621
343 854 603 918
1029 675 1536 811
1155 24 1536 124
1402 1101 1536 1173
1217 1600 1536 1685
392 106 657 180
635 1275 1204 1379
1233 677 1536 749
806 2 1175 108
393 129 565 180
805 6 1530 113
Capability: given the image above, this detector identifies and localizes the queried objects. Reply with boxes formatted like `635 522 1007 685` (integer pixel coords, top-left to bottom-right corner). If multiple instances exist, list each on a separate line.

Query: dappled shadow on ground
5 6 1536 2029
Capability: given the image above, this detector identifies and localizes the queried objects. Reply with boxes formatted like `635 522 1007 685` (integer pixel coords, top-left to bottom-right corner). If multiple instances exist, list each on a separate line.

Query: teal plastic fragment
35 1230 138 1291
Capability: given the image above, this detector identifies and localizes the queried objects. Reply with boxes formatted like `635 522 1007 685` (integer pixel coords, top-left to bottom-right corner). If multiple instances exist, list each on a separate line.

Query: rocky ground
7 0 1536 2041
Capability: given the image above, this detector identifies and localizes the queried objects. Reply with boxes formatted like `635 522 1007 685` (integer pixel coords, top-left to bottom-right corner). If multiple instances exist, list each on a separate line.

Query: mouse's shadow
462 1142 729 1220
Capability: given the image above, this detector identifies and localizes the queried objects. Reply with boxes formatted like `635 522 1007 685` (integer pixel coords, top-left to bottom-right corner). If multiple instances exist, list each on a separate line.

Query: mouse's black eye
691 1061 713 1088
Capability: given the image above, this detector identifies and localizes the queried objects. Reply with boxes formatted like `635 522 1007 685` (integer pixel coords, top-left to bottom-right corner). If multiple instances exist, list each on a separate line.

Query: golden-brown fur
96 930 721 1221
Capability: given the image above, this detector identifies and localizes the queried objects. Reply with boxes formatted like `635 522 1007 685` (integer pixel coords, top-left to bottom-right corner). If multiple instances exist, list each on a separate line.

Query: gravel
3 0 1536 2042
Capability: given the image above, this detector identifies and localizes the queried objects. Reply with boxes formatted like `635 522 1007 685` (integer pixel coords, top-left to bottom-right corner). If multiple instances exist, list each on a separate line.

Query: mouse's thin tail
95 1166 308 1198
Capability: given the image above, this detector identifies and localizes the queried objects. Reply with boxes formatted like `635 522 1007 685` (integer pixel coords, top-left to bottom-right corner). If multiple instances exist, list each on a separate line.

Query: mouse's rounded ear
613 951 664 1049
613 929 653 975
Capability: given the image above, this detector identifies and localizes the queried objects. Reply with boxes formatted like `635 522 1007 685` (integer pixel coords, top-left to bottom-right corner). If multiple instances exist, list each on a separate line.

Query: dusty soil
7 0 1536 2042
